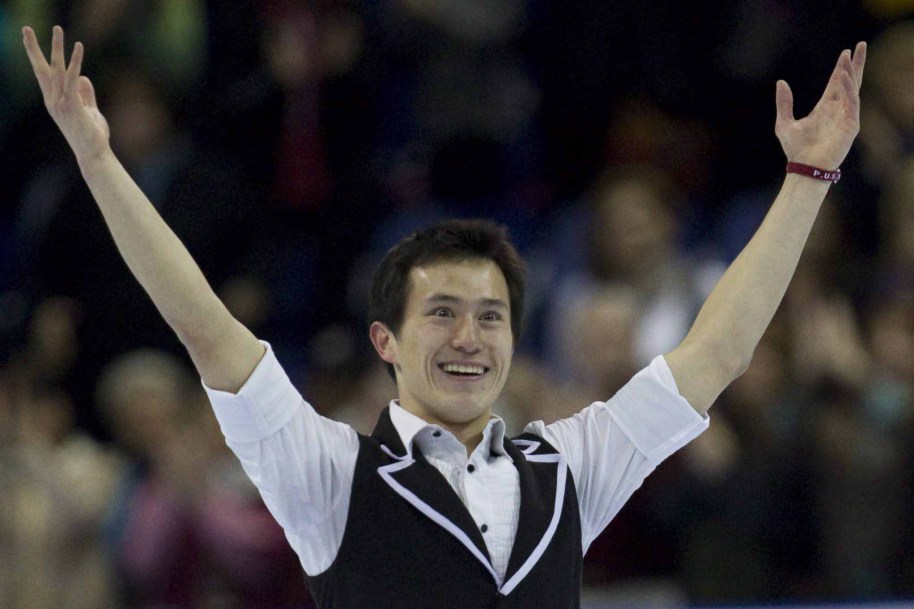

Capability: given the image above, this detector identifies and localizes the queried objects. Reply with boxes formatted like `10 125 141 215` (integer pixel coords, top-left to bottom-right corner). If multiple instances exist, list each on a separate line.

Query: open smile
437 363 490 378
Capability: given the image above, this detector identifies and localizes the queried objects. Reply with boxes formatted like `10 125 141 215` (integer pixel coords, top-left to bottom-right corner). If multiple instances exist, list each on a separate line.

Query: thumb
77 75 98 109
775 80 794 125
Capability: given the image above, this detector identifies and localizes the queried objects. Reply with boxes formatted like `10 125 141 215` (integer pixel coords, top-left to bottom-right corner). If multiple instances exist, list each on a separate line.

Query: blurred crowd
2 0 914 607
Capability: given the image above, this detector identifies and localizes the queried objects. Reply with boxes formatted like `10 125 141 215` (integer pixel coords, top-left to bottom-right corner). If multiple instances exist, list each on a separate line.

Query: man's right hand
23 26 111 165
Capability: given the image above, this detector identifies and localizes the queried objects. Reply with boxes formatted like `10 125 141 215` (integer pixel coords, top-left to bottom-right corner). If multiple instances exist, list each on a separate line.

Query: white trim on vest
500 450 566 595
510 438 541 455
376 437 567 596
377 457 503 586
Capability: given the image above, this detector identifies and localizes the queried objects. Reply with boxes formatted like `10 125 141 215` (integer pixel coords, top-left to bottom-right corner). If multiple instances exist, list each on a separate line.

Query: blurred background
2 0 914 608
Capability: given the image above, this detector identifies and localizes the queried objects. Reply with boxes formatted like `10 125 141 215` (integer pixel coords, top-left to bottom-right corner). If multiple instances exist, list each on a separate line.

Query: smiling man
22 24 865 609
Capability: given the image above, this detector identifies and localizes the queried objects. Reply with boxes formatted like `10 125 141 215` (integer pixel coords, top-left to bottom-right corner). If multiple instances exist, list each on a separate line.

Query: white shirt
204 342 708 578
389 404 519 579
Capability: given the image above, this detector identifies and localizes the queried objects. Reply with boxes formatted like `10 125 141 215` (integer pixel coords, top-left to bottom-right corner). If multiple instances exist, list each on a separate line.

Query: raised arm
665 42 867 415
22 26 264 391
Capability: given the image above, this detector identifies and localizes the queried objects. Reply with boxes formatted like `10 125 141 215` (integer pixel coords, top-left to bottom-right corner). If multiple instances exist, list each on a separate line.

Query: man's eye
480 312 502 322
432 308 453 317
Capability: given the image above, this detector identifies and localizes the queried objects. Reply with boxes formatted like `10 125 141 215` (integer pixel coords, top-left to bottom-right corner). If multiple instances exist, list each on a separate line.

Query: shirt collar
388 400 510 461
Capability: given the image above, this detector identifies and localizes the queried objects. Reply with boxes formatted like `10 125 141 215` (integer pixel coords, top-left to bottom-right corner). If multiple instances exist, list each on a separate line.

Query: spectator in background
204 1 374 214
201 1 379 359
539 165 724 371
807 375 911 598
98 349 200 606
553 285 640 407
859 21 914 185
68 0 206 97
874 156 914 284
0 298 124 609
864 157 914 411
846 19 914 254
1 0 63 118
98 349 313 608
782 200 871 388
669 325 820 602
368 0 545 248
0 384 123 609
599 99 719 249
5 297 81 393
869 288 914 594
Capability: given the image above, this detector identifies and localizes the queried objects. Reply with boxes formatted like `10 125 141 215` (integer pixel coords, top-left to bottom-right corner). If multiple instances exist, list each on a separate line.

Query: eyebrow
425 294 509 310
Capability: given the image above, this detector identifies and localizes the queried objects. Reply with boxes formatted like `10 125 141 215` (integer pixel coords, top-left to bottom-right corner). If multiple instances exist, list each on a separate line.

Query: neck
457 428 485 456
437 417 489 457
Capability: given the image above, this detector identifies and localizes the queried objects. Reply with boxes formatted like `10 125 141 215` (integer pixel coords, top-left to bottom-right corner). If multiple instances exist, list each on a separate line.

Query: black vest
307 408 583 609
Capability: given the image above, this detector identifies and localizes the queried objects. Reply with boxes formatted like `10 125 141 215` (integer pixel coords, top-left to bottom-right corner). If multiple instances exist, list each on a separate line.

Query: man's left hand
775 42 867 170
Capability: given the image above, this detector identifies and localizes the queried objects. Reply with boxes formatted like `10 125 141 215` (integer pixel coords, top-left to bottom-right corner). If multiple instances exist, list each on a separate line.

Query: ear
369 321 398 365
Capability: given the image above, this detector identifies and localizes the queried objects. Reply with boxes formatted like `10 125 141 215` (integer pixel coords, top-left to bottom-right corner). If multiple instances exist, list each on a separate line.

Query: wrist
782 172 832 198
786 161 842 183
76 145 115 175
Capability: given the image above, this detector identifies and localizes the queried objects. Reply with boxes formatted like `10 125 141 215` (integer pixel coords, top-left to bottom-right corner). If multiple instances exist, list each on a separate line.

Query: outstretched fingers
834 44 865 121
65 42 85 97
21 27 51 93
78 76 98 109
851 41 867 91
50 26 64 68
808 43 867 124
23 26 86 109
841 71 860 119
827 50 852 100
775 80 794 125
49 26 65 94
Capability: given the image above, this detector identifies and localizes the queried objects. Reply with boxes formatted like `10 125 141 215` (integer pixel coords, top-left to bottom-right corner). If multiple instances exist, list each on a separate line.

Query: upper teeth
442 364 485 375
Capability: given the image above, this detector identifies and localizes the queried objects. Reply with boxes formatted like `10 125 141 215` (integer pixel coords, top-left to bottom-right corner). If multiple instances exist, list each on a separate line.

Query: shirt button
432 430 441 438
481 524 488 533
467 464 475 473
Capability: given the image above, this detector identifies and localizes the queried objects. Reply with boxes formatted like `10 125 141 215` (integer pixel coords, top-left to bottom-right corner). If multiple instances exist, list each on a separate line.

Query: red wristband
786 162 841 183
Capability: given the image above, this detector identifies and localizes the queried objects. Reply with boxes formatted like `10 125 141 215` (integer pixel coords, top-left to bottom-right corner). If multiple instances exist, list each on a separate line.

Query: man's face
373 259 514 431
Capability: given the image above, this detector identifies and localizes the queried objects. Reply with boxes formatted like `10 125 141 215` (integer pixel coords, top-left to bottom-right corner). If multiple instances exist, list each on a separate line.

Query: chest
307 435 583 609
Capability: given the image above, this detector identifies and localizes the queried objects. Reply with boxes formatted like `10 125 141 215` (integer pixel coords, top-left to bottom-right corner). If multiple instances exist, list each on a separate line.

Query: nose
451 314 481 353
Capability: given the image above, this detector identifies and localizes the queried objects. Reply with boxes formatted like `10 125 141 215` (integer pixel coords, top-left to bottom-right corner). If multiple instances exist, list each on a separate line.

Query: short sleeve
597 354 708 465
203 342 304 443
527 354 708 551
202 341 360 575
